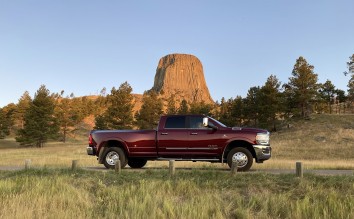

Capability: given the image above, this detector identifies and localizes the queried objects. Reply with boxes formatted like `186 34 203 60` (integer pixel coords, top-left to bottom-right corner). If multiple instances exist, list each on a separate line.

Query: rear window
165 116 186 128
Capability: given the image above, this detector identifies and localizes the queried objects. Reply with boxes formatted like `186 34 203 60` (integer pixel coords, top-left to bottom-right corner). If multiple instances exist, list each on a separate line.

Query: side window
189 116 207 129
165 116 186 128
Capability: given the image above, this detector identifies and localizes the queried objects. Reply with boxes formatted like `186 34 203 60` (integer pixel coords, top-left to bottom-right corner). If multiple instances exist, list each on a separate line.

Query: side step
157 158 220 162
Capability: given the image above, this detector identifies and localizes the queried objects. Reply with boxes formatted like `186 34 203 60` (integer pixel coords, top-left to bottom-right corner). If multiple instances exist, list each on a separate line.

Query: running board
157 158 220 162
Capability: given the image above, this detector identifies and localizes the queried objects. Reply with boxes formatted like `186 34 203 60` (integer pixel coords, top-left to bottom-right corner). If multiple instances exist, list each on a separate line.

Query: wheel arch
222 140 256 162
98 140 129 164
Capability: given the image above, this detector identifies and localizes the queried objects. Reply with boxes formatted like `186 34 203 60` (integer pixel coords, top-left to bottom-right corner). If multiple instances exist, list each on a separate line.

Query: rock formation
151 54 214 104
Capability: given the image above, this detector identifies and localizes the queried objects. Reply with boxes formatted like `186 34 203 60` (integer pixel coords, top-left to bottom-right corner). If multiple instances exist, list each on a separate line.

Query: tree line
0 55 353 147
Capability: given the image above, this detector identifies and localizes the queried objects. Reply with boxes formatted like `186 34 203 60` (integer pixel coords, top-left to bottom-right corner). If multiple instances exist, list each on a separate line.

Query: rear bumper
87 146 96 156
252 145 271 162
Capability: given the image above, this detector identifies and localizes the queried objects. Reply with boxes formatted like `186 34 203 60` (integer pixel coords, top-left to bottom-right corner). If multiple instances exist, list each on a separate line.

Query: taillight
88 134 94 145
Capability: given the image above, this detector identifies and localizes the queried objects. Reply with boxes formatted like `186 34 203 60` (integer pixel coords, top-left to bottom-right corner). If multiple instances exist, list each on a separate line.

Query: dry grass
0 169 353 219
0 114 353 170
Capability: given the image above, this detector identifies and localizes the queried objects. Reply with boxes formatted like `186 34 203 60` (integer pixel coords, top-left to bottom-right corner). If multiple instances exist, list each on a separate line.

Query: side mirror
203 117 209 127
203 117 218 130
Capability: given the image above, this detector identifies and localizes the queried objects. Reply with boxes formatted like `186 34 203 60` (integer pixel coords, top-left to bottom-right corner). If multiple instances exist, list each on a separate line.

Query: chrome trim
87 147 94 155
253 145 271 161
166 147 218 150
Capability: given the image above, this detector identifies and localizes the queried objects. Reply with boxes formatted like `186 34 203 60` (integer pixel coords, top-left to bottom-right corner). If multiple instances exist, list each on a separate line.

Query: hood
230 127 268 133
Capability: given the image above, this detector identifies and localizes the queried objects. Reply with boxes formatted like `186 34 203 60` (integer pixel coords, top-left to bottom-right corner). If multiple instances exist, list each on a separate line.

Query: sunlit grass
0 169 353 219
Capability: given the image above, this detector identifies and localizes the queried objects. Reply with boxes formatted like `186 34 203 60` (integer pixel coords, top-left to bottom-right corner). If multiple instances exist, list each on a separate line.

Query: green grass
0 169 353 219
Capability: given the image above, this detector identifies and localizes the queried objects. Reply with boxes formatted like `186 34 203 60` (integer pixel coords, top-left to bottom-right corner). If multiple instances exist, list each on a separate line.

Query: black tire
227 147 253 171
103 147 127 169
128 159 147 168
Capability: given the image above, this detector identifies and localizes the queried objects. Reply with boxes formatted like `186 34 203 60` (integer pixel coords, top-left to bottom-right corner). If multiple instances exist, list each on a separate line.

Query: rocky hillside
151 54 214 104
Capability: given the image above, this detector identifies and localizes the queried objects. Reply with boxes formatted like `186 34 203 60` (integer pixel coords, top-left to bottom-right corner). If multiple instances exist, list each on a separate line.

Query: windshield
209 117 227 128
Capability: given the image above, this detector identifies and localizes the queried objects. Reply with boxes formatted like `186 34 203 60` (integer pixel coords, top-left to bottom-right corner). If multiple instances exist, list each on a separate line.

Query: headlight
256 132 270 145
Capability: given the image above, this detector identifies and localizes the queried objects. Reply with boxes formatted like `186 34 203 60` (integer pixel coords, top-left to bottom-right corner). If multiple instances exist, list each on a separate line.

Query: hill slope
271 114 354 160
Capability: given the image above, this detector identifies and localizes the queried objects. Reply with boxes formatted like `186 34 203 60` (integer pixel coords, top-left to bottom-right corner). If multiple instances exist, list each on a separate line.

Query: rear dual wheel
103 147 127 169
128 159 147 168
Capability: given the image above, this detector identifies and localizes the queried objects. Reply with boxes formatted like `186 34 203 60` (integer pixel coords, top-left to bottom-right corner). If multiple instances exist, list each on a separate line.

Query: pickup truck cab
87 115 271 171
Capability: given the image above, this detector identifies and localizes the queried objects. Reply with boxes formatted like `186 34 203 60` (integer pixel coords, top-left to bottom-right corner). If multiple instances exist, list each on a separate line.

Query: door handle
161 133 168 135
190 133 198 135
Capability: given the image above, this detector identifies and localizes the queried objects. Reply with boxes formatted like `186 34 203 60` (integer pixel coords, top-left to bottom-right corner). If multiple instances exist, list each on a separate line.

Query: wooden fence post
231 161 238 174
296 161 303 178
169 160 175 176
115 160 121 173
25 159 31 170
72 160 79 171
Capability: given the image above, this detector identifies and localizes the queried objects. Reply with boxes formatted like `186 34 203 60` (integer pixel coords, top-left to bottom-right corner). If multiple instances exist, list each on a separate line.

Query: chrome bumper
252 145 271 162
87 146 95 155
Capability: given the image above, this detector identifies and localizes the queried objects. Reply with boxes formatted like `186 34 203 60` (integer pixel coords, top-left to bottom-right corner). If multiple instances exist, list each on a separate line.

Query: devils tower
151 54 214 104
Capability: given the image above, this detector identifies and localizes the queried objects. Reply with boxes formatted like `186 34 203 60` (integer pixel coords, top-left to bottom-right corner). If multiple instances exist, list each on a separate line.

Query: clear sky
1 0 353 107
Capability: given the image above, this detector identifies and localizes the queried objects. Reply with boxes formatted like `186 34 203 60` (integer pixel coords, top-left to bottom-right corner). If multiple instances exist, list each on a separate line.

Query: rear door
157 116 190 157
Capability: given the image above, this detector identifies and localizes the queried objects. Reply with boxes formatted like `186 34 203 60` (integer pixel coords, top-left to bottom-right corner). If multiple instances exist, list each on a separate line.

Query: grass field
0 114 353 218
0 169 353 219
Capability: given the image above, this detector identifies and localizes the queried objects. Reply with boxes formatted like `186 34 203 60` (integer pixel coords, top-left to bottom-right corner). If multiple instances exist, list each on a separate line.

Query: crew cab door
186 116 222 157
157 116 189 157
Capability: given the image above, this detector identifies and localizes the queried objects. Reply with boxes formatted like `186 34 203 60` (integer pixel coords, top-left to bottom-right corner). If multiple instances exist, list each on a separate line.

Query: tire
103 147 127 169
227 147 253 171
128 159 147 168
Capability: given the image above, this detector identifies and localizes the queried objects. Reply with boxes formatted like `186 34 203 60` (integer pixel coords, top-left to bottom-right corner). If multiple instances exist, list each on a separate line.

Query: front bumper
252 145 271 162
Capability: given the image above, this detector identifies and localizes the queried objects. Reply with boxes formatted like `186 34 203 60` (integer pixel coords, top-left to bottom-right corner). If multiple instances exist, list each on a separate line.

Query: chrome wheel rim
106 151 119 166
232 152 248 167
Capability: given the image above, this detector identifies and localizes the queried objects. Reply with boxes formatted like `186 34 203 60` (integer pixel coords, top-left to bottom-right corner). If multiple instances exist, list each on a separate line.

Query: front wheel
103 147 127 169
227 147 253 171
128 159 147 168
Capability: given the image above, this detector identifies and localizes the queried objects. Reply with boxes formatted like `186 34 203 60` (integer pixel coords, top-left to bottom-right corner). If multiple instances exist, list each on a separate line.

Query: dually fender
98 138 130 164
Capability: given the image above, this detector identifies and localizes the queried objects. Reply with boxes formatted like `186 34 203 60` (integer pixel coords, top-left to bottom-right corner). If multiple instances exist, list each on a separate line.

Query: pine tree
217 97 234 127
258 75 282 130
13 91 32 130
16 85 59 147
166 94 178 114
178 99 189 114
94 82 134 130
189 101 213 116
243 86 261 126
318 80 336 114
0 108 11 138
287 56 319 117
230 96 244 127
135 91 163 129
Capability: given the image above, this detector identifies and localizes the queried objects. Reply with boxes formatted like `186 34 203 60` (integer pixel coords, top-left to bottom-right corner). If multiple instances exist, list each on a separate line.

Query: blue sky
1 0 353 107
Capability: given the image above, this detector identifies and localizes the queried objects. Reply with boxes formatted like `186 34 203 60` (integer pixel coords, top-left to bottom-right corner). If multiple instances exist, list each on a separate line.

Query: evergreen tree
166 94 178 114
16 85 59 147
259 75 282 130
287 56 319 117
189 101 213 116
318 80 336 114
231 96 244 127
13 91 32 130
243 86 261 126
0 107 11 138
335 89 347 103
94 82 134 130
178 99 189 114
135 91 163 129
348 75 354 102
217 97 234 126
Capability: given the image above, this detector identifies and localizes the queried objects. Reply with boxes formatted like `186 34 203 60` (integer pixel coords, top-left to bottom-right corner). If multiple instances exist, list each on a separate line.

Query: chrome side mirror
203 117 209 127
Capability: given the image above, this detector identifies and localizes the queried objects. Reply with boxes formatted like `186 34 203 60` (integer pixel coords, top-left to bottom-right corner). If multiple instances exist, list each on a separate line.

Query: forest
0 55 353 147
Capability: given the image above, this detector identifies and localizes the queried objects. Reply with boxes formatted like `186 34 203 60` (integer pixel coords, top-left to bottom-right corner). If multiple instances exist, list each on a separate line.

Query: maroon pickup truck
87 115 271 171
